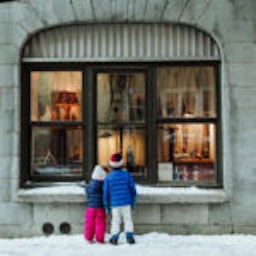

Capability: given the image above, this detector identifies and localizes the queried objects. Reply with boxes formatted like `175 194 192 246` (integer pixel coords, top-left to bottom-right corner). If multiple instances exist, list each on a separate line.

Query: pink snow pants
84 208 106 243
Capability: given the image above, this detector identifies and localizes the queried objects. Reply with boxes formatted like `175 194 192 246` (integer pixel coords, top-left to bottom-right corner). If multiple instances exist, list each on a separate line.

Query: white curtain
157 66 215 160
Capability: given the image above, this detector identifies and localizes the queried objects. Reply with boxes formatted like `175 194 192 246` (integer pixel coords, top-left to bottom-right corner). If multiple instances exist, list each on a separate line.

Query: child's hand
104 201 110 214
105 207 110 214
132 196 136 209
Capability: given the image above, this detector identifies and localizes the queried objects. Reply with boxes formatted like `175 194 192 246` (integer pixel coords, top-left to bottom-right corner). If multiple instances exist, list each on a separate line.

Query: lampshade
55 91 79 106
54 91 80 120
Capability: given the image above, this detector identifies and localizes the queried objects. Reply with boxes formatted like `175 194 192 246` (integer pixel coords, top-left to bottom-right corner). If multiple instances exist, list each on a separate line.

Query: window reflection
97 73 145 123
31 127 82 176
157 67 216 118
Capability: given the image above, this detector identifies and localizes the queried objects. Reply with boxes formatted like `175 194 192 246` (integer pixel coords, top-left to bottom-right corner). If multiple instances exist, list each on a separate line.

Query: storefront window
31 126 82 176
31 71 82 121
157 66 216 118
157 123 215 182
21 63 219 186
157 66 217 183
29 71 83 178
96 73 147 178
21 23 221 187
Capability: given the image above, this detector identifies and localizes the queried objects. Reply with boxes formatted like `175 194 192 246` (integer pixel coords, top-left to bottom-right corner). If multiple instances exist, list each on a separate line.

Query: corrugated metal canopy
22 24 220 62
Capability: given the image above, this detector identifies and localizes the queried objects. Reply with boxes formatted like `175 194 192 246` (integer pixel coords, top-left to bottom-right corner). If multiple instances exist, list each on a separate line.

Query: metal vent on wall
22 24 220 62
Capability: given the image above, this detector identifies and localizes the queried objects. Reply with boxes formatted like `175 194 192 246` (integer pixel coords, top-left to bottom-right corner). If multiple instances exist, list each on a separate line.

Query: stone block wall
0 0 256 237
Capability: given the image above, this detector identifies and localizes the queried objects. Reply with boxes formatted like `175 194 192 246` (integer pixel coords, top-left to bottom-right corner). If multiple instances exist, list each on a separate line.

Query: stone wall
0 0 256 237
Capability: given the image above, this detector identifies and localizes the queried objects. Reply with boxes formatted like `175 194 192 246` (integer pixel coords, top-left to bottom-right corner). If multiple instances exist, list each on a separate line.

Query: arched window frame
20 24 222 188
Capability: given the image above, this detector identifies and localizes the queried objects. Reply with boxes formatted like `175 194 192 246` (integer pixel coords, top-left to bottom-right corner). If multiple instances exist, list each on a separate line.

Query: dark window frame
20 61 222 188
20 63 87 186
154 62 222 188
92 65 151 182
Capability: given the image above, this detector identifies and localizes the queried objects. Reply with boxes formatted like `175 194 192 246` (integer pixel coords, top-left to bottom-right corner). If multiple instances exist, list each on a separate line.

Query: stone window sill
16 184 228 204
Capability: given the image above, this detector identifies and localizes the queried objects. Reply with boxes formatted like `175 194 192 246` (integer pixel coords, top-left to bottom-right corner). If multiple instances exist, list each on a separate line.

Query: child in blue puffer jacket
103 153 137 245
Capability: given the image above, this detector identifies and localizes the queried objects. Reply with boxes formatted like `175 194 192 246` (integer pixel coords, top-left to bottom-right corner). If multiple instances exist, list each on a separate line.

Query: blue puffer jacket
85 179 104 208
103 168 137 208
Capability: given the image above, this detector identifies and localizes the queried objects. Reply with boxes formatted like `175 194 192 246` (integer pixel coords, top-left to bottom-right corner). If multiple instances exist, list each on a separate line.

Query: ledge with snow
17 184 228 204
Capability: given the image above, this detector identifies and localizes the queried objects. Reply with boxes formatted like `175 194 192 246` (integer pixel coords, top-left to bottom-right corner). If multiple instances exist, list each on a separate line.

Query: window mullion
147 66 157 183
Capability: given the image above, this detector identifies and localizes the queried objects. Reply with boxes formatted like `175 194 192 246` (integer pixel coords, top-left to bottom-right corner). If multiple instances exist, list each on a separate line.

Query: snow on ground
8 185 252 255
1 232 256 256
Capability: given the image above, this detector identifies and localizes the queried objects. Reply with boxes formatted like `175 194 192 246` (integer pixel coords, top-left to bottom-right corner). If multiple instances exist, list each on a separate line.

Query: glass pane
97 73 145 123
157 123 215 182
97 126 146 177
31 71 82 121
157 66 216 118
97 72 146 178
31 126 82 176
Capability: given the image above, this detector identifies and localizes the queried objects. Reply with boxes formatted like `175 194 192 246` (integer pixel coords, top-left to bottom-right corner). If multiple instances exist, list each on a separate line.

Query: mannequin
126 145 134 172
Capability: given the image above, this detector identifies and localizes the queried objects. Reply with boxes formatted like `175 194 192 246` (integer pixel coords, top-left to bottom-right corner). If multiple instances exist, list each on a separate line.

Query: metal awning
22 24 220 62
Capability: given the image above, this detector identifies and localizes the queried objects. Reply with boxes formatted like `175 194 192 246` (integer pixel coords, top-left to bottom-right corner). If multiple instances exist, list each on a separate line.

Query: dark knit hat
109 153 123 168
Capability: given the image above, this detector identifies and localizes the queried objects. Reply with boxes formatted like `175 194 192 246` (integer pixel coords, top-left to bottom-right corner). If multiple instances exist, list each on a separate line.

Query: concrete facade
0 0 256 237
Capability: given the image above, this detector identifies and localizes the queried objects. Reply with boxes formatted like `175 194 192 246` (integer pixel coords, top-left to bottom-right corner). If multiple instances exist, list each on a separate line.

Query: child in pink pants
84 165 108 243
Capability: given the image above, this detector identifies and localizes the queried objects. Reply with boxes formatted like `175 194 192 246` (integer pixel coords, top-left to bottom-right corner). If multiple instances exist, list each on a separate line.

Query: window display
30 71 82 121
157 66 216 183
157 66 215 118
97 73 146 178
157 123 215 182
23 63 219 186
31 126 82 176
30 71 83 177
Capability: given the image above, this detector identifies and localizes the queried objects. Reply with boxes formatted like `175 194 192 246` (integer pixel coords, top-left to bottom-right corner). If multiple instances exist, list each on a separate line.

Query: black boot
109 235 118 245
127 236 135 244
126 232 135 244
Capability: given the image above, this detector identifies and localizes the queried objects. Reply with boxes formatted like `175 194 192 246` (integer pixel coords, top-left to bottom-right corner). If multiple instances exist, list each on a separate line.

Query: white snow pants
111 205 134 236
